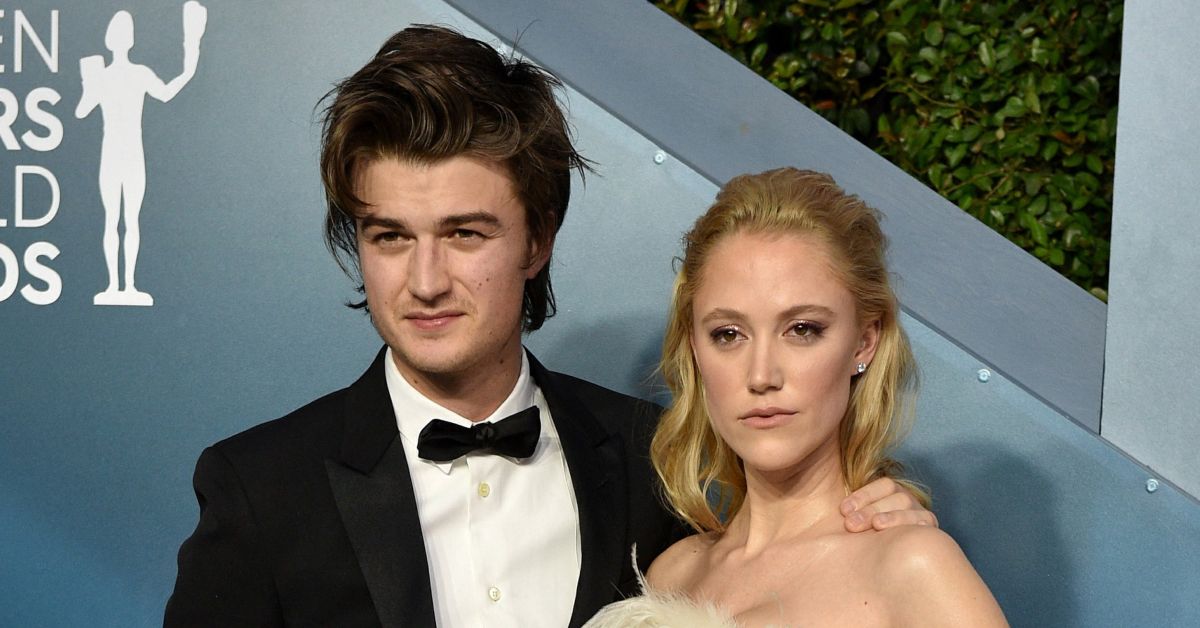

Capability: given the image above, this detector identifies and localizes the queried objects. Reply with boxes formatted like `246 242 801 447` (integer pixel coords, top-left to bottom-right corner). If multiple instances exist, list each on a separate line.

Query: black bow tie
416 406 541 462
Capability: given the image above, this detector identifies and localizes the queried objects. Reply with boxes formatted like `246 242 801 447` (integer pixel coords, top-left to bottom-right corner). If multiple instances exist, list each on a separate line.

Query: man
165 25 932 627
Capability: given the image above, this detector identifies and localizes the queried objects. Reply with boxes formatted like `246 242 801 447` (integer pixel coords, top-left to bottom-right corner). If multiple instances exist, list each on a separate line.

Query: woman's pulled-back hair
319 25 588 330
652 167 928 533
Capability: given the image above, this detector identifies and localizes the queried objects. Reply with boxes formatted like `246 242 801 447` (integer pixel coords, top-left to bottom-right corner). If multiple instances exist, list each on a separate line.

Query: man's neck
391 343 525 422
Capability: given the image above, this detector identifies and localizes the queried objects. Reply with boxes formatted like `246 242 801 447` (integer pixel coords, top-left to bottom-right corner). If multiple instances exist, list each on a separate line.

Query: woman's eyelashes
707 320 827 347
787 320 826 340
710 326 745 346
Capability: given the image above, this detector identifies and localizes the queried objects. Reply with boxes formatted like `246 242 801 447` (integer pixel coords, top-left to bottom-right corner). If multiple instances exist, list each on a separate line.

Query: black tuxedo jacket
165 349 683 627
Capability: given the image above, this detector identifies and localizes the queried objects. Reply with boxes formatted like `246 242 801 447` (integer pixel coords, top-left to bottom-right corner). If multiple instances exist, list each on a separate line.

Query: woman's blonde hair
652 168 928 533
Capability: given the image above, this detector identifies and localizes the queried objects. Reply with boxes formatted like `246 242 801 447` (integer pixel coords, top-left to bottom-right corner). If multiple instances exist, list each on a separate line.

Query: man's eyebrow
438 211 502 230
356 211 502 232
357 215 409 231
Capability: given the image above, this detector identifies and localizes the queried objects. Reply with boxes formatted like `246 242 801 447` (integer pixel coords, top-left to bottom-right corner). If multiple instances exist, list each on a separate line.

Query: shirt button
488 586 502 602
478 482 491 498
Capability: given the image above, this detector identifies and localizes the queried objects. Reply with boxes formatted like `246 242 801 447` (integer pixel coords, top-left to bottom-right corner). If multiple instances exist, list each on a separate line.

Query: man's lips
404 311 464 330
738 407 797 428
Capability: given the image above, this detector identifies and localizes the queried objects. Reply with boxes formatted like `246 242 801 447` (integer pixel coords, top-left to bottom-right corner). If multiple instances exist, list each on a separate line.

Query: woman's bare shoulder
874 524 966 567
646 532 717 592
870 526 1009 627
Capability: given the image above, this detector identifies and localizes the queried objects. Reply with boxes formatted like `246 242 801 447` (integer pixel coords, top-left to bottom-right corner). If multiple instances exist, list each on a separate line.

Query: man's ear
525 215 556 279
854 318 882 373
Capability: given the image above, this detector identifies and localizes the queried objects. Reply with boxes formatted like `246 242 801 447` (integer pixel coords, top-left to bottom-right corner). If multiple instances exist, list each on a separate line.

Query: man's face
355 156 545 393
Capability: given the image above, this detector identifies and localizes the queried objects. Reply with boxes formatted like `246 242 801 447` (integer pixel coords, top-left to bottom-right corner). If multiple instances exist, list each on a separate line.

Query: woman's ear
853 319 882 374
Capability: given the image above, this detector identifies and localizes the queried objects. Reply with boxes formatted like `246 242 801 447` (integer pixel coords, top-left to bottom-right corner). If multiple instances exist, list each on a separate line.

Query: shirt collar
384 347 537 474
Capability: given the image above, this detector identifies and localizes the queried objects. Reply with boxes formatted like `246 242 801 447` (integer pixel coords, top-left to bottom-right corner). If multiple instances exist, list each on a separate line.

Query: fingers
844 491 914 532
841 477 939 532
840 476 903 517
869 506 939 531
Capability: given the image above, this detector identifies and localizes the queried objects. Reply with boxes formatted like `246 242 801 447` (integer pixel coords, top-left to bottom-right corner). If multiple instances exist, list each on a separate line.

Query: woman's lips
738 407 797 428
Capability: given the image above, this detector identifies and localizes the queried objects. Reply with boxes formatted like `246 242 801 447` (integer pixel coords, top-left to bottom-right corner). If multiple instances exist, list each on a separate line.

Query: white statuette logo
75 1 208 307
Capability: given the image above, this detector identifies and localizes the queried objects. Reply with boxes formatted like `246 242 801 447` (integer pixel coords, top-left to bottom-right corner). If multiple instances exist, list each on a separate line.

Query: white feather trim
582 545 738 628
582 589 738 628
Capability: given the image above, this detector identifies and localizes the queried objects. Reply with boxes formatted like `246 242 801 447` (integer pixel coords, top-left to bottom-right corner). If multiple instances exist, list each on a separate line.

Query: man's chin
390 349 467 378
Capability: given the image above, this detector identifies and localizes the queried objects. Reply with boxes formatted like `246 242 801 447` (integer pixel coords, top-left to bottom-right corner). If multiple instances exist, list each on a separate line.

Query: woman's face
691 230 878 476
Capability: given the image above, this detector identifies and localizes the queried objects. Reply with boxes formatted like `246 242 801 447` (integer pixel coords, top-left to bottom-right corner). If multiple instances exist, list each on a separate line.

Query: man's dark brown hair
320 24 587 331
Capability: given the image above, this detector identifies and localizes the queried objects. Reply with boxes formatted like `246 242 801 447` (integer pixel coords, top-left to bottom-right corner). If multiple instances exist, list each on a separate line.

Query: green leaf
1086 153 1104 174
877 114 893 135
1024 82 1043 114
844 107 871 135
1028 195 1049 216
1024 174 1045 196
946 143 968 167
997 96 1028 119
924 21 945 46
1063 224 1085 250
886 31 910 51
750 42 768 67
1075 171 1100 191
1041 140 1059 161
979 40 996 69
1030 219 1049 246
1030 37 1050 65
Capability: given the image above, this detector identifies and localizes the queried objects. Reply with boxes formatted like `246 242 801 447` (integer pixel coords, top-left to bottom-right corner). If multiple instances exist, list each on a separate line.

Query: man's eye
453 229 483 240
375 231 402 243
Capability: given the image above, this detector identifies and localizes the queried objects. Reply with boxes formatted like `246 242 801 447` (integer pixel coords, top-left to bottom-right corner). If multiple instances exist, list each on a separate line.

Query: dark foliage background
652 0 1121 300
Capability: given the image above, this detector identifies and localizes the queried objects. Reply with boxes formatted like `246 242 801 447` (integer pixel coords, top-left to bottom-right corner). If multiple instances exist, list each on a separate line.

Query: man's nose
407 239 451 302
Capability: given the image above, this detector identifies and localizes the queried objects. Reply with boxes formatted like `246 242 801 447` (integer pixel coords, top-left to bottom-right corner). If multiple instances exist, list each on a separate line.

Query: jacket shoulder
542 368 664 424
209 385 352 467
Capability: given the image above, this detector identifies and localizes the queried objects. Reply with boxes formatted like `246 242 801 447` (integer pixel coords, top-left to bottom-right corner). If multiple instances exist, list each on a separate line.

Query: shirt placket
468 454 518 628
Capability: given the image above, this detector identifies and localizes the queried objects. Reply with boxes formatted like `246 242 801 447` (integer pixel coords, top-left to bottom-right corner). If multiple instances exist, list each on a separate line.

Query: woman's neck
726 439 847 556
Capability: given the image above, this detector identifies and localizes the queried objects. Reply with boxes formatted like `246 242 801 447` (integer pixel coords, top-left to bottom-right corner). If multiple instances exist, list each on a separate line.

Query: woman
588 168 1006 627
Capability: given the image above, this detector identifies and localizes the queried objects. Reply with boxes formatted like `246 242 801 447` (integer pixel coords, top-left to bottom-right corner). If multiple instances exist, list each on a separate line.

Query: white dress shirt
385 348 582 628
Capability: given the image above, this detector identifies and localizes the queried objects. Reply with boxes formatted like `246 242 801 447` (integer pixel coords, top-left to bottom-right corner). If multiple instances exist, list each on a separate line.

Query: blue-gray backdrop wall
1 1 1197 626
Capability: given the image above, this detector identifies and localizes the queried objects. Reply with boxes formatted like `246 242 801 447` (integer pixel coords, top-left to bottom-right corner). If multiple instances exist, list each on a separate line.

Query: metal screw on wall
653 150 666 165
1146 478 1159 493
977 368 991 383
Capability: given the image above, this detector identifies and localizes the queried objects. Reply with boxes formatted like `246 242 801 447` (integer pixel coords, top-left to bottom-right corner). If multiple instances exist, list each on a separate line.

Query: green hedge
653 0 1120 300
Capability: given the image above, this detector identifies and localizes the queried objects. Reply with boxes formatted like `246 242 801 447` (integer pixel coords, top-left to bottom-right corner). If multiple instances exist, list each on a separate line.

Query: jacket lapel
529 354 630 628
325 348 435 628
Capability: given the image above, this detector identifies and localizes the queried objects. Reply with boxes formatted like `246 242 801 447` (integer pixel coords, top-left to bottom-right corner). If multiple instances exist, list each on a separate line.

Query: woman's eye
788 321 825 338
710 327 742 344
